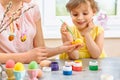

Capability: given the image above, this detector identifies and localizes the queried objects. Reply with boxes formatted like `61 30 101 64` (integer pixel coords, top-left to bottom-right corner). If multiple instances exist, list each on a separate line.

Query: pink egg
6 59 15 68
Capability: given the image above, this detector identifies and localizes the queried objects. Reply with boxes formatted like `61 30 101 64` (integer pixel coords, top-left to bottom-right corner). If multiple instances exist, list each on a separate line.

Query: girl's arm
84 32 104 58
60 23 81 59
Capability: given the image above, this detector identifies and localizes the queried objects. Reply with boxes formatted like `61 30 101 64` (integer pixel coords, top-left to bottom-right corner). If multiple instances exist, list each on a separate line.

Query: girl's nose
77 14 84 20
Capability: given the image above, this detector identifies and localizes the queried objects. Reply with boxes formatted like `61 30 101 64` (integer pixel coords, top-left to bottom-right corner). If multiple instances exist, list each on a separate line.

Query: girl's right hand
26 47 48 63
60 23 73 41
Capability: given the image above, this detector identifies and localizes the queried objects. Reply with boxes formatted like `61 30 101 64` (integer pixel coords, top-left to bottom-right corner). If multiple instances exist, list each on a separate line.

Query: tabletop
1 57 120 80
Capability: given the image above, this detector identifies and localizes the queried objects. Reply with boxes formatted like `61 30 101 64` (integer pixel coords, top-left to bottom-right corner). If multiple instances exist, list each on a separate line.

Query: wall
45 38 120 58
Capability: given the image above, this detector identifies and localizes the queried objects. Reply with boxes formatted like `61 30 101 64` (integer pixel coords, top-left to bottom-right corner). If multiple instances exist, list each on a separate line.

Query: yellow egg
72 39 83 44
14 62 24 71
21 35 27 42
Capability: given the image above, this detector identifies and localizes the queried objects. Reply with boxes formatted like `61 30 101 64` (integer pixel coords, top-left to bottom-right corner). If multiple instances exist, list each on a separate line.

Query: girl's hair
66 0 99 13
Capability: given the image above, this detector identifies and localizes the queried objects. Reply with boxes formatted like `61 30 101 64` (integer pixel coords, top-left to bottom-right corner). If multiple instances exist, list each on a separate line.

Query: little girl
60 0 106 60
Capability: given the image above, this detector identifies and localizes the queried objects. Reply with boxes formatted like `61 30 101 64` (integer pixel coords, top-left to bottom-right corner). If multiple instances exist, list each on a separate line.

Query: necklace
8 18 27 42
11 15 27 42
0 1 35 42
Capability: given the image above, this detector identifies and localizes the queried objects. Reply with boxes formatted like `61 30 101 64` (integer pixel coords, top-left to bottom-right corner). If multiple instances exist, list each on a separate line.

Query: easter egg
28 61 38 69
21 35 27 42
8 35 14 41
6 59 15 68
37 69 43 78
72 39 83 44
14 62 24 71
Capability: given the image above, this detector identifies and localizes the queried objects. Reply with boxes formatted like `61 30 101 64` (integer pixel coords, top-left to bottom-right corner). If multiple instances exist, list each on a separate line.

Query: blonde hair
66 0 99 13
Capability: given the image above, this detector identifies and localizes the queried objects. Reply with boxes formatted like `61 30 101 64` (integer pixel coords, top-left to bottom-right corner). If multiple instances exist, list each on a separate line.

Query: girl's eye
83 13 88 15
73 14 78 16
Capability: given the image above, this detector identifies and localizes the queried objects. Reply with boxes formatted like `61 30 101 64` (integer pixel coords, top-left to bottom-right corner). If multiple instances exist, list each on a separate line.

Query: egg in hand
72 38 83 45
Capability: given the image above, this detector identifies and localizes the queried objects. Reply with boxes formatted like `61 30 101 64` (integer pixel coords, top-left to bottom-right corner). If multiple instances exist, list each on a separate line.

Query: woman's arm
33 18 45 47
0 52 28 64
46 41 80 58
0 47 48 64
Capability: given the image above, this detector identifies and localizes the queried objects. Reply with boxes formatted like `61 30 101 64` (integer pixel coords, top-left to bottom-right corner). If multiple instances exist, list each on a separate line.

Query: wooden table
1 57 120 80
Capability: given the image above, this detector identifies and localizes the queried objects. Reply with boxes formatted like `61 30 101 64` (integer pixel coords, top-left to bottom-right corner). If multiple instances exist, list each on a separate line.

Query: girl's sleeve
96 26 104 36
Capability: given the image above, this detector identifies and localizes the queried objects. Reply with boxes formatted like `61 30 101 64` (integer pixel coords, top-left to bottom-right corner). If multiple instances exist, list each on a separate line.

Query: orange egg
8 35 14 41
37 69 43 78
39 60 51 67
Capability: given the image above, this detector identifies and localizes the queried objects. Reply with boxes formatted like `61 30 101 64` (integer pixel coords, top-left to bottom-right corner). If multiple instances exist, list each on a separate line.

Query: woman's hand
60 41 83 53
26 47 48 63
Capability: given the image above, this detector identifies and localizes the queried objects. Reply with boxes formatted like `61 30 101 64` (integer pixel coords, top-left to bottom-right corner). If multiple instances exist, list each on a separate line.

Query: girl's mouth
77 21 86 25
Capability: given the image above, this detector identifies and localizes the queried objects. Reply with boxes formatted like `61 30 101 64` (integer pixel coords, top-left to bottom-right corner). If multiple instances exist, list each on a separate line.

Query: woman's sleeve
33 4 41 22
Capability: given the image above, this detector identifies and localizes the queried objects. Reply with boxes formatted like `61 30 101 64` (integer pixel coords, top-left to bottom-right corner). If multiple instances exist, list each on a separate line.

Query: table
1 57 120 80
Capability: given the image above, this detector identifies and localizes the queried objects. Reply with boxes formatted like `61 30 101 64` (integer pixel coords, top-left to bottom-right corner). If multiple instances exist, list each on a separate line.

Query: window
33 0 120 38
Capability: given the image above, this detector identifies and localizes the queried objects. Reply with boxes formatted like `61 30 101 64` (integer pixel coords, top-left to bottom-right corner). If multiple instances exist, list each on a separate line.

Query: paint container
89 60 98 71
50 62 59 71
63 66 72 75
72 62 82 71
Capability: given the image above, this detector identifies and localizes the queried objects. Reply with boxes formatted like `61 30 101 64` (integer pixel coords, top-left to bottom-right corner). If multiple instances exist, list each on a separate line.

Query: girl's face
70 2 94 31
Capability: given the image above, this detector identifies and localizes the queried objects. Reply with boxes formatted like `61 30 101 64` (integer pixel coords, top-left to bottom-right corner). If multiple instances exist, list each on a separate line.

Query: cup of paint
89 60 98 71
50 62 59 71
63 66 72 75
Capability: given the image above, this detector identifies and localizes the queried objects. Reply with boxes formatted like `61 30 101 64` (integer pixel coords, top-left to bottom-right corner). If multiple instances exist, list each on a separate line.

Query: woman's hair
66 0 99 13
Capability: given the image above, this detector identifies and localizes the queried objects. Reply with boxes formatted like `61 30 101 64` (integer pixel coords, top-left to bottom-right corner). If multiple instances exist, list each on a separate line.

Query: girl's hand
26 47 48 63
60 23 73 41
81 19 94 36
